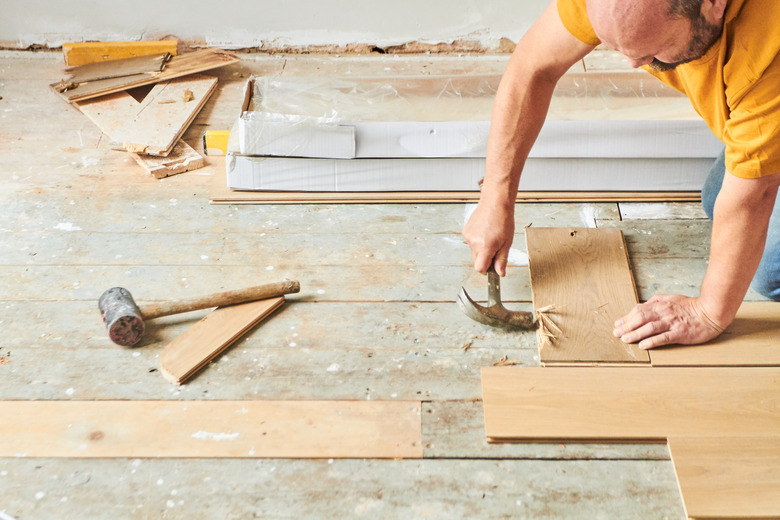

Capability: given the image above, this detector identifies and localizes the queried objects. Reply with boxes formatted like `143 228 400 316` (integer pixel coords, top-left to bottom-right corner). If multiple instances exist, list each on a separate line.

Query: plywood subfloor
1 49 770 519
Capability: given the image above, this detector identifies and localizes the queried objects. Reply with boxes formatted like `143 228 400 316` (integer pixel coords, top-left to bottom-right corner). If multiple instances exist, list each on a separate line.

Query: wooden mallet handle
138 280 300 319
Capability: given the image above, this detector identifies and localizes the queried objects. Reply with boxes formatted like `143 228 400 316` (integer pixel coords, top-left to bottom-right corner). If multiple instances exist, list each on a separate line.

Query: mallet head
98 287 146 346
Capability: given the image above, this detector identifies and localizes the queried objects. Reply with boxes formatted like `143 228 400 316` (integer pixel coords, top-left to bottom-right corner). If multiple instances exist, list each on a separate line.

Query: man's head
587 0 728 71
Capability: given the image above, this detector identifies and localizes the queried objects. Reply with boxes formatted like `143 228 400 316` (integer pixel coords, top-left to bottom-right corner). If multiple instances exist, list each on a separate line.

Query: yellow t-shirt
557 0 780 179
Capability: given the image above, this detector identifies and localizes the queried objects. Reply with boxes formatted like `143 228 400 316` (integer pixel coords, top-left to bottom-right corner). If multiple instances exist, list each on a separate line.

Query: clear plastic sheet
237 73 699 158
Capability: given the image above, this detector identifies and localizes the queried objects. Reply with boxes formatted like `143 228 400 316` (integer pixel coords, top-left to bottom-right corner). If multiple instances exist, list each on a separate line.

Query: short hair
667 0 704 19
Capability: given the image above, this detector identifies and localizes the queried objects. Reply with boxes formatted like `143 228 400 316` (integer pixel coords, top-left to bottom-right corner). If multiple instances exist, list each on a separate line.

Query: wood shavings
492 355 521 367
0 357 9 366
461 339 474 352
158 99 176 104
183 89 194 102
535 304 562 351
53 79 77 93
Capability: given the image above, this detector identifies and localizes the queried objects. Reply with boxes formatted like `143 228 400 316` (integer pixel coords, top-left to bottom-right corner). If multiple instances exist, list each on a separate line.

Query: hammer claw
457 266 536 330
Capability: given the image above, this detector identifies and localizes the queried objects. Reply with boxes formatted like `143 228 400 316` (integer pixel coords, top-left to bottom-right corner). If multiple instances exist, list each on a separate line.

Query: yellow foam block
202 130 231 156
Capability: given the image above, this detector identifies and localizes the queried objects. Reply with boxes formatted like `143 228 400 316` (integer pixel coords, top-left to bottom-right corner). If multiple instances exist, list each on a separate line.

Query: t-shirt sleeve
723 52 780 178
557 0 601 46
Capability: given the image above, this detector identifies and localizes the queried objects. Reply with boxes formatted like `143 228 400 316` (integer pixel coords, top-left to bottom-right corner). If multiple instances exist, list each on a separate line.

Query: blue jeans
701 149 780 300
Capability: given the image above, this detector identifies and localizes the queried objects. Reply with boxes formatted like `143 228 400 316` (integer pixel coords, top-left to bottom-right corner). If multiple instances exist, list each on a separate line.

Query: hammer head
457 267 536 330
98 287 146 346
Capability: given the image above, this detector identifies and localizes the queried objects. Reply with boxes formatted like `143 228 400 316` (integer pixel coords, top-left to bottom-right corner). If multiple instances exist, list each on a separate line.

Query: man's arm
462 0 594 275
614 170 780 348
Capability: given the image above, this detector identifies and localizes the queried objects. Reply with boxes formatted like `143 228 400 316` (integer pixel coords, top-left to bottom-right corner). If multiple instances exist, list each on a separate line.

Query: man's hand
462 200 515 276
613 294 726 349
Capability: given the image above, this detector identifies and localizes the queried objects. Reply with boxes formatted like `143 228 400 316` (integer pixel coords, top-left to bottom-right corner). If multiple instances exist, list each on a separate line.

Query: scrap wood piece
130 141 205 179
62 52 171 84
76 90 206 176
63 40 179 66
481 366 780 442
52 48 239 103
668 436 780 519
108 74 218 156
525 227 649 365
160 297 285 384
0 400 423 459
650 301 780 367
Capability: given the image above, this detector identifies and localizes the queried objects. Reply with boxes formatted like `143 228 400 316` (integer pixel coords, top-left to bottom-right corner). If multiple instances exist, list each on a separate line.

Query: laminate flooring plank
650 302 780 367
481 367 780 441
668 436 780 519
525 227 649 364
0 400 423 459
160 297 285 384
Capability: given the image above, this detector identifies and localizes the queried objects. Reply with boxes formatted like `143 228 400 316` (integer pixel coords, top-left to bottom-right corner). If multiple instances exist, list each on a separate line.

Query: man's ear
701 0 728 24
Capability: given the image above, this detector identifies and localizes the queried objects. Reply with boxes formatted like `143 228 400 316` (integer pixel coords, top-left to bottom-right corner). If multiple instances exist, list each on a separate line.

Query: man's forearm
700 172 780 327
480 54 560 204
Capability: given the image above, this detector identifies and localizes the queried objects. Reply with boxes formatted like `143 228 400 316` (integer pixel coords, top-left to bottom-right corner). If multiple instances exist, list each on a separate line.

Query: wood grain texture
668 436 780 519
63 41 179 66
651 302 780 367
525 227 649 364
54 48 238 102
481 367 780 441
160 297 285 384
0 400 423 459
109 74 217 156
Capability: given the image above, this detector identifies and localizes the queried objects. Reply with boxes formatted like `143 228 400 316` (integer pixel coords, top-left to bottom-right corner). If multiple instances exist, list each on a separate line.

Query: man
463 0 779 349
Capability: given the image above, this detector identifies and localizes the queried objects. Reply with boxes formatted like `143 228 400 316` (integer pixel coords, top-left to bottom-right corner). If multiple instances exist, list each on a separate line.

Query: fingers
612 295 724 349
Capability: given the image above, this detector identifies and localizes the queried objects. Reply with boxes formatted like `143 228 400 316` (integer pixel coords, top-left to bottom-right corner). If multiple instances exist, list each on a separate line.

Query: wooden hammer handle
138 280 300 320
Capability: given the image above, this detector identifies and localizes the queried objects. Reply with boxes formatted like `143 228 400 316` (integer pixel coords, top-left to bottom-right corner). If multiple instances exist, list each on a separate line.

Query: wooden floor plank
160 297 285 384
525 227 649 364
0 400 423 459
482 367 780 441
650 302 780 367
668 436 780 519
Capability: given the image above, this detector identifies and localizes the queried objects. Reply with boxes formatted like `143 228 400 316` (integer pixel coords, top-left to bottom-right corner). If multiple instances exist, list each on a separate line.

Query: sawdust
492 355 521 367
0 357 10 366
535 304 562 351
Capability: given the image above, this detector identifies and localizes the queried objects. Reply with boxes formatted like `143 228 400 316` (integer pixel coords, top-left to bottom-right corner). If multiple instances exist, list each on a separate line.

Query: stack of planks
482 227 780 519
52 42 239 178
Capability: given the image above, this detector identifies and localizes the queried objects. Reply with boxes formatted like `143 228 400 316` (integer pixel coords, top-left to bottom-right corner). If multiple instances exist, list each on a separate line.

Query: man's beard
650 14 723 72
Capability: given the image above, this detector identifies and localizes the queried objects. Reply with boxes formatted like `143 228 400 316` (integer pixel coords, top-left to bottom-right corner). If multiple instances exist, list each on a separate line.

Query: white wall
1 0 549 50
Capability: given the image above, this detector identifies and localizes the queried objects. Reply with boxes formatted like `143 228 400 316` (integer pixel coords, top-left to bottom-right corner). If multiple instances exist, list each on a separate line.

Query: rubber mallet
98 280 300 346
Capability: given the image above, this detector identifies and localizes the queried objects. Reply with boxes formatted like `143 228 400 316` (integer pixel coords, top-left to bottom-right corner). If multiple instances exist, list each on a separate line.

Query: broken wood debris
56 45 237 176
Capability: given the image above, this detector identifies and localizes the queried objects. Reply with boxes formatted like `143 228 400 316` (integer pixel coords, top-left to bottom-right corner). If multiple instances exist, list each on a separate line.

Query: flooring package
226 74 719 193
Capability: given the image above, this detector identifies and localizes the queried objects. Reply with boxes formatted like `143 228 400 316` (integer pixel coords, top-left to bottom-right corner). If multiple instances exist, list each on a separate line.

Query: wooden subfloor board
0 400 423 459
668 436 780 519
481 366 780 441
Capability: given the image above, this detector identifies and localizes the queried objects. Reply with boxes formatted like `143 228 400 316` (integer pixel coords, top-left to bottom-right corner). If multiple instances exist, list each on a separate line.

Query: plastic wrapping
236 73 701 160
